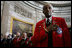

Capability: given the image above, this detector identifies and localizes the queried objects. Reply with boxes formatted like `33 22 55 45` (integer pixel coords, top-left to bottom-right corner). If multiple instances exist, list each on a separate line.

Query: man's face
22 33 27 38
16 32 20 37
43 4 52 18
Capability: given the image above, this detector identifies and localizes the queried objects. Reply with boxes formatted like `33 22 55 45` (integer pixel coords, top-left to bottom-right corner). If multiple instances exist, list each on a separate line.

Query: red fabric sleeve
61 18 71 47
31 22 47 45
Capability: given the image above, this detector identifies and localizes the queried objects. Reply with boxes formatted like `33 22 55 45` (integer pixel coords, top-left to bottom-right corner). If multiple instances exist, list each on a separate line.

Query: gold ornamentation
43 21 59 33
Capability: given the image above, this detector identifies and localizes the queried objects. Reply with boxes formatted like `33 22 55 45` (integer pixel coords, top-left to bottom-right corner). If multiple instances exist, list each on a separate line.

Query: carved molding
14 5 32 19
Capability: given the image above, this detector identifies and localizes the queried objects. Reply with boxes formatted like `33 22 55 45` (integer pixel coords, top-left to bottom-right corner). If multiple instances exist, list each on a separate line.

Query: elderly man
28 3 71 47
12 32 22 47
20 32 29 47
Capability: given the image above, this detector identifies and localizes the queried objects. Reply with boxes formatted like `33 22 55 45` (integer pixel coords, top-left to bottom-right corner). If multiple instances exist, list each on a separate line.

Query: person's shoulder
53 16 64 20
53 16 63 19
36 18 45 25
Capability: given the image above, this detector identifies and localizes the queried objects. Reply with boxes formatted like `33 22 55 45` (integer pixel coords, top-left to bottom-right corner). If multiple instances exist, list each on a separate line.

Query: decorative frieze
14 5 32 19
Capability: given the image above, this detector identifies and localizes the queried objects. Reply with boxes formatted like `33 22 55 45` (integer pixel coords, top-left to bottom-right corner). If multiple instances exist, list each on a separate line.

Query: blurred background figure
12 34 16 40
20 32 29 47
1 33 3 47
12 32 22 47
7 34 13 47
22 32 28 39
1 33 3 42
1 34 8 47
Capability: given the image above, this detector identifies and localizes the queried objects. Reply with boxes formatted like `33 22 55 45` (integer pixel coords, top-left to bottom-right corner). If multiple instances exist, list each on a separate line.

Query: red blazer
13 37 22 47
30 16 71 47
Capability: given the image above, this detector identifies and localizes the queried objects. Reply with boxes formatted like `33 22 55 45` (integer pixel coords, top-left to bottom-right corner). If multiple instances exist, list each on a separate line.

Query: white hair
24 33 27 36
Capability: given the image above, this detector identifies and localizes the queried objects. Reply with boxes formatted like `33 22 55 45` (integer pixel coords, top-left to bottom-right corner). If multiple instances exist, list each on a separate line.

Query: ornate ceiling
23 1 71 10
43 1 71 4
38 1 71 7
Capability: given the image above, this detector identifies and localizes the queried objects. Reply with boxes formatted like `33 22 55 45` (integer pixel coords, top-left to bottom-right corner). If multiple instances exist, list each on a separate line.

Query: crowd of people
1 32 32 47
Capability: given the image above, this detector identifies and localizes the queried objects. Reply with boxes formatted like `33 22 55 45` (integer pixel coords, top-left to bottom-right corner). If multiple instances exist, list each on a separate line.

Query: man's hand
43 22 58 33
45 24 58 32
52 24 58 31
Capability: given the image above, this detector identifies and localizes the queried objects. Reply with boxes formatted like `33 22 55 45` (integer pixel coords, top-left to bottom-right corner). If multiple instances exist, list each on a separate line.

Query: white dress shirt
46 16 52 23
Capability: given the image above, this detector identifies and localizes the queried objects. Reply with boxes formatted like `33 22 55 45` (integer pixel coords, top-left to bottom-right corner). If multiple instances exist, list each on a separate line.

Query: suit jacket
20 38 30 47
1 38 8 47
30 16 71 47
12 37 22 47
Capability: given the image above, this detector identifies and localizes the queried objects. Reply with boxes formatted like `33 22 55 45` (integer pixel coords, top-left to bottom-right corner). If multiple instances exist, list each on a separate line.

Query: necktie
46 19 51 27
48 30 52 47
47 19 49 23
46 19 53 47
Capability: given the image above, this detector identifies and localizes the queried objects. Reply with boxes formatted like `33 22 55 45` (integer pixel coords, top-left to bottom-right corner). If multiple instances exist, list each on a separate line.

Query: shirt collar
46 16 52 23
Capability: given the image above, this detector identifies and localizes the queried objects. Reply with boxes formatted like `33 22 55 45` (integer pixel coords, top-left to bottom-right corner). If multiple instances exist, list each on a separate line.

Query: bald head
43 3 53 18
43 3 53 10
16 32 20 37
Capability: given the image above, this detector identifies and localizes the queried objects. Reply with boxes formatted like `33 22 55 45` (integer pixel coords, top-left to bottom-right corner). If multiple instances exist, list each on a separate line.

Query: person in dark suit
20 32 29 47
7 34 13 47
1 35 8 47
